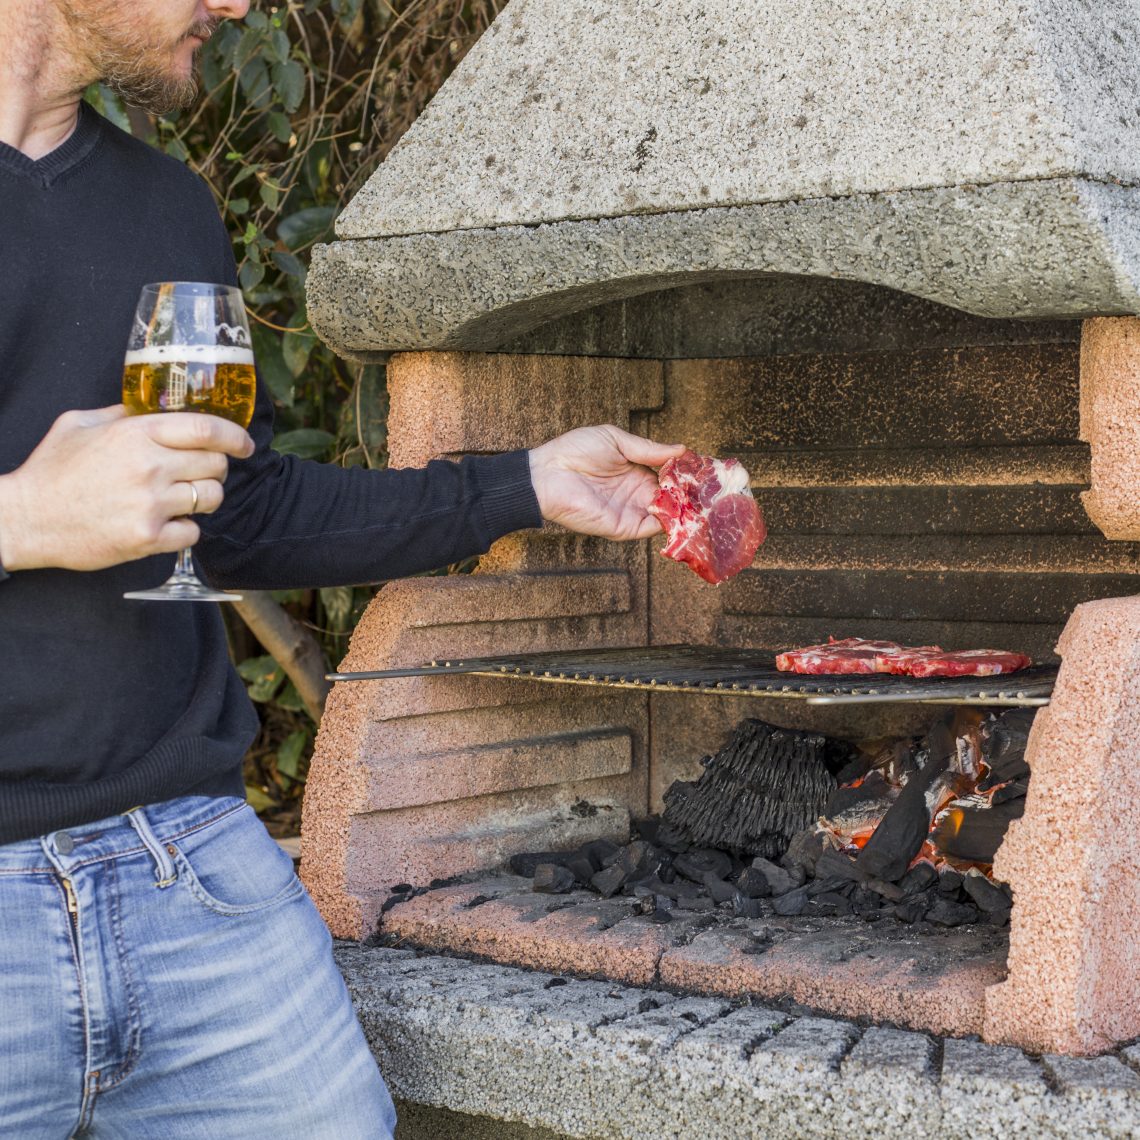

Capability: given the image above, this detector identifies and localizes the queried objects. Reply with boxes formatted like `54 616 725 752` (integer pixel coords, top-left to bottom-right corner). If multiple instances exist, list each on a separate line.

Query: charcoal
781 829 828 876
813 849 865 883
675 894 716 912
852 887 885 916
807 875 850 898
992 779 1029 805
648 909 672 924
658 863 678 884
771 887 809 916
856 716 955 882
581 839 622 870
533 863 575 894
926 898 978 928
865 876 906 903
702 872 738 904
633 817 661 844
618 840 659 879
590 864 628 899
812 891 853 917
660 720 836 858
962 870 1013 913
655 823 691 853
674 848 733 883
510 851 569 878
979 709 1035 789
643 875 701 902
566 855 597 885
899 863 939 897
734 867 772 899
751 856 799 897
732 892 766 919
892 897 929 924
986 906 1012 927
932 799 1025 864
937 868 964 895
834 751 875 786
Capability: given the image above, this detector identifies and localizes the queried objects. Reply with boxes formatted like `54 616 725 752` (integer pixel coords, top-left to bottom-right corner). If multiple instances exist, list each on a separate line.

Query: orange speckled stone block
985 596 1140 1055
382 879 671 987
1080 317 1140 539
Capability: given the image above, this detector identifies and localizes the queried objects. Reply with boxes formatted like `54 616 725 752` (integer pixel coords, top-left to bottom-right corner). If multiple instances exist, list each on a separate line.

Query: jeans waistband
0 795 247 873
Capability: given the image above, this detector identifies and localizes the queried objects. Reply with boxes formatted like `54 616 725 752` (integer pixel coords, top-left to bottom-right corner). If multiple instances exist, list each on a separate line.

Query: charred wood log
931 799 1026 863
855 717 955 882
660 720 836 858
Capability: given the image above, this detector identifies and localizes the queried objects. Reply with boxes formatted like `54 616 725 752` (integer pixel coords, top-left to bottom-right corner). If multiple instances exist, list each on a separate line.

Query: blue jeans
0 796 396 1138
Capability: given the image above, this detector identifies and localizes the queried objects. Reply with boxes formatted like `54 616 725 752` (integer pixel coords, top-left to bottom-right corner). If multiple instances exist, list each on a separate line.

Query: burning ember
514 708 1033 929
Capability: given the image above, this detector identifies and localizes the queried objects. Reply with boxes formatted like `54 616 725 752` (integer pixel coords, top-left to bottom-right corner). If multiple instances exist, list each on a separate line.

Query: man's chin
107 73 200 115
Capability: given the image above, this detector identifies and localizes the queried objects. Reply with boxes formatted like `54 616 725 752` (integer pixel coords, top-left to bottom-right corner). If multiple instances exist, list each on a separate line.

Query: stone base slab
337 944 1140 1140
379 875 1007 1039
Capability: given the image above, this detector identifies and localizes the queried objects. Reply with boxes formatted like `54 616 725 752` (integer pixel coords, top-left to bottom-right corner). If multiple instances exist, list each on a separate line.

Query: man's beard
80 16 219 115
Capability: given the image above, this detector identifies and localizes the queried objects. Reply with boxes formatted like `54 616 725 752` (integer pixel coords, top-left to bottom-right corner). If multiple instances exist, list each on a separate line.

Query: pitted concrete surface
309 0 1140 354
337 944 1140 1139
335 0 1140 239
308 179 1140 357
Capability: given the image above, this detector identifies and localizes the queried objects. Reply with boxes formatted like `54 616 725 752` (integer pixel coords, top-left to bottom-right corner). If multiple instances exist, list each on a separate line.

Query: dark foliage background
87 0 504 833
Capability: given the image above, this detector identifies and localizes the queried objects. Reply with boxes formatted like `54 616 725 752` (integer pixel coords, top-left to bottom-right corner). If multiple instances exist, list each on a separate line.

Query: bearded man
0 3 684 1135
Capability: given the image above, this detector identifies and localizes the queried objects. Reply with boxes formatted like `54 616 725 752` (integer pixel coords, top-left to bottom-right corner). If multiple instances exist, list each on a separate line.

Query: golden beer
122 345 256 427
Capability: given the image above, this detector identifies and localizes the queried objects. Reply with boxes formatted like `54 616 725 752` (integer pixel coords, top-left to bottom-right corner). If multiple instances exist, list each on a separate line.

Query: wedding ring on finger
186 481 199 516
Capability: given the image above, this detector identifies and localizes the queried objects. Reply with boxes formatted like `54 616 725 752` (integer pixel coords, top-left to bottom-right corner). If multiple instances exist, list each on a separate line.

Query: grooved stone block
1081 317 1140 540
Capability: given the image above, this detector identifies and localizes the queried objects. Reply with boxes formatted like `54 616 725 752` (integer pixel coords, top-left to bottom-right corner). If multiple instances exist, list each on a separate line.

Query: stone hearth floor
335 943 1140 1140
376 873 1009 1038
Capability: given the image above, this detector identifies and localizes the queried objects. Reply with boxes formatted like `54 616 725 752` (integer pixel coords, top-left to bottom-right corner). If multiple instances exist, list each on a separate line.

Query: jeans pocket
169 803 305 917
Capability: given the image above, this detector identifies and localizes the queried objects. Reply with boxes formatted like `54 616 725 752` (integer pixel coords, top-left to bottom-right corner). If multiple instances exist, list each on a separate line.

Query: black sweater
0 104 542 844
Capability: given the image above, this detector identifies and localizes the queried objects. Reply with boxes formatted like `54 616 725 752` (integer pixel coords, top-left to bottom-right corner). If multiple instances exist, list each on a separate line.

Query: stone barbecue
302 1 1140 1133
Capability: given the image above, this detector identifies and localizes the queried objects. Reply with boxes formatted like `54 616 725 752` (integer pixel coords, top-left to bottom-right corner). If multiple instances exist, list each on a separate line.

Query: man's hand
0 405 255 572
528 425 686 541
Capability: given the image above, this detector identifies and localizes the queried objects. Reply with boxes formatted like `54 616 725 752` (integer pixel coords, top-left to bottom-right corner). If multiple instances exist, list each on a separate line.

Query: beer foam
124 344 254 366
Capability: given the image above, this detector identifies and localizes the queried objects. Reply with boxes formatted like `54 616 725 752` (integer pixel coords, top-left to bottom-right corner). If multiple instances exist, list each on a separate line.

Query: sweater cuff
472 449 544 539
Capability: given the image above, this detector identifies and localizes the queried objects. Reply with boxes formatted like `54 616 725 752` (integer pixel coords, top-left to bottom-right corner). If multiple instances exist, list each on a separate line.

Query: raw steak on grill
906 648 1033 678
775 637 930 675
648 451 766 585
775 636 1032 677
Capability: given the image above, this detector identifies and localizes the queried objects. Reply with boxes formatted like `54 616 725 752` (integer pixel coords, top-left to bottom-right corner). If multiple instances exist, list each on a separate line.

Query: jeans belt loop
126 807 177 887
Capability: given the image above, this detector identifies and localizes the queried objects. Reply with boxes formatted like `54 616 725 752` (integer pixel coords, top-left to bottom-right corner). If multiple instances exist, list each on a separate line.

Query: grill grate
328 645 1057 706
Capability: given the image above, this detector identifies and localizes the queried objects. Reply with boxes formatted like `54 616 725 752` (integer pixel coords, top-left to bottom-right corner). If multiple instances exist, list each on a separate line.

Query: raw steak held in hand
776 636 1032 678
648 451 766 584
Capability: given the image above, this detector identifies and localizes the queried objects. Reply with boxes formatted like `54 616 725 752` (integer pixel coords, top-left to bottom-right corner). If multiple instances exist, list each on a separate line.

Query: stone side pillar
1080 317 1140 539
302 352 664 939
985 597 1140 1055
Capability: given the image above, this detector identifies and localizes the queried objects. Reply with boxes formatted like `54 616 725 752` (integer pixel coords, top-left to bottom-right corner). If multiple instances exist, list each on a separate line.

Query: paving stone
941 1039 1050 1139
336 947 1140 1140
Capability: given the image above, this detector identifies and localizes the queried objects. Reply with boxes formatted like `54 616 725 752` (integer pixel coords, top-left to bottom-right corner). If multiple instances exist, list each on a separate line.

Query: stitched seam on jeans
94 858 143 1094
0 865 56 874
52 875 94 1138
176 850 306 916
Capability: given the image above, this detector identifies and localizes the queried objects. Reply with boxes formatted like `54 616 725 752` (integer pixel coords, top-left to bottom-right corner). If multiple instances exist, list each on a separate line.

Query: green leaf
276 683 307 714
239 259 265 291
238 56 272 109
271 250 306 278
228 197 250 216
282 329 315 377
232 25 263 70
277 206 335 251
320 585 354 631
250 322 294 406
164 137 189 162
237 654 285 702
276 729 309 779
244 8 269 31
272 59 306 114
272 427 335 459
259 181 280 210
85 84 132 132
245 784 277 812
267 111 293 144
266 26 291 64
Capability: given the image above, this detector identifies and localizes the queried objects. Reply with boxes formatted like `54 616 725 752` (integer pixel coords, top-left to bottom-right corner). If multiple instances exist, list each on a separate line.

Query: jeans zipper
62 876 79 931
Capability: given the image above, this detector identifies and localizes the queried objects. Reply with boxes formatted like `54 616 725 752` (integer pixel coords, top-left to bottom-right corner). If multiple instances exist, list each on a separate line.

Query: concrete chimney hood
307 0 1140 356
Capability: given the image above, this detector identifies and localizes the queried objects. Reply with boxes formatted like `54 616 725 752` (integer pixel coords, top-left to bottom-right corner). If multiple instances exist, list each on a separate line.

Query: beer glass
121 282 256 602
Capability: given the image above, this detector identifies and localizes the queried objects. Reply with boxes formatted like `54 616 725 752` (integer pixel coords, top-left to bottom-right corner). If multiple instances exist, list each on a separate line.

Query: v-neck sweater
0 104 541 843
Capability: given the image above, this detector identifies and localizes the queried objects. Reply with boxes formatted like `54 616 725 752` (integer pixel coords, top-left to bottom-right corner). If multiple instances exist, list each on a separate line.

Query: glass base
124 576 241 603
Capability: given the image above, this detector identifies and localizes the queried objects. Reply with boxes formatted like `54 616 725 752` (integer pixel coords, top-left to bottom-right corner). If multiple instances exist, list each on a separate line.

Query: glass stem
174 547 195 579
